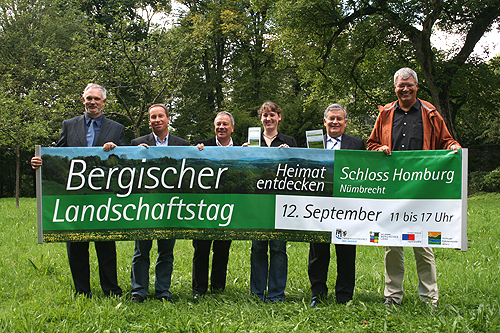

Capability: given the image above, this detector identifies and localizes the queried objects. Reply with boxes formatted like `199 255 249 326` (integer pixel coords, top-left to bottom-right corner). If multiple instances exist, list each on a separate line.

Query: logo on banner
428 231 442 245
336 229 347 239
402 233 415 240
402 232 422 243
370 231 379 243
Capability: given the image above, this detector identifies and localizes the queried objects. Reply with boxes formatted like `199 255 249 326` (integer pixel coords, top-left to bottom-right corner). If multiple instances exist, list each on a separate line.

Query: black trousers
308 242 356 303
192 239 231 295
67 241 122 296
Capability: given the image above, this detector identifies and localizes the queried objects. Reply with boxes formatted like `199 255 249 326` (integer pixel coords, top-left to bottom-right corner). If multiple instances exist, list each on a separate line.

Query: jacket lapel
94 118 109 146
148 133 157 146
340 134 349 149
75 115 89 146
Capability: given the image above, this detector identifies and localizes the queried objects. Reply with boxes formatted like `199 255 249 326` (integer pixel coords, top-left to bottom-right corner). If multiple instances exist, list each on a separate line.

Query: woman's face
260 111 282 131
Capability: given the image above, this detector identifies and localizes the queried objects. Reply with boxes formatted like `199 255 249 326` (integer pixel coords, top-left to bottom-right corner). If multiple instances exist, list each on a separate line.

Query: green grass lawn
0 194 499 332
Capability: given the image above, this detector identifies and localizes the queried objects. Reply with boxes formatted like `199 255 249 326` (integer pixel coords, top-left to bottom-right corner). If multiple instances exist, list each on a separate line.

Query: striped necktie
330 137 340 150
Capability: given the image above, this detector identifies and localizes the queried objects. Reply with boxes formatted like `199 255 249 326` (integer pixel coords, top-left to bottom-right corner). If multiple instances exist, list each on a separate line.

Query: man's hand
103 142 118 151
197 143 205 151
377 145 391 156
31 157 42 170
138 143 150 149
450 143 462 153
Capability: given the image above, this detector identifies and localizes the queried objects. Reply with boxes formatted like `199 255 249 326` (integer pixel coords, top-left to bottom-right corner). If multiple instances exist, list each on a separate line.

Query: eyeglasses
396 84 416 89
326 116 345 122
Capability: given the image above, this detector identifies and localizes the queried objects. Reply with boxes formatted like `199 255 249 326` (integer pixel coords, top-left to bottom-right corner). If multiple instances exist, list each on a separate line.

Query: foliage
0 88 50 149
0 0 80 93
468 168 500 194
273 0 500 141
483 167 500 191
452 56 500 146
0 0 500 197
58 0 194 140
0 87 52 206
173 0 319 146
0 0 82 145
468 171 488 194
1 194 500 331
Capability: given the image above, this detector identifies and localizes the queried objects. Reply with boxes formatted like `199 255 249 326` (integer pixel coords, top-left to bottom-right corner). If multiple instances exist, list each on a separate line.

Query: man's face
149 106 170 134
82 87 106 118
395 76 418 106
214 114 234 141
324 109 348 138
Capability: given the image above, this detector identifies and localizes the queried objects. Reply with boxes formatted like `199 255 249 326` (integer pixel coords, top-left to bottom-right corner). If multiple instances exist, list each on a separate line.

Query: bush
469 171 488 194
484 167 500 192
469 168 500 194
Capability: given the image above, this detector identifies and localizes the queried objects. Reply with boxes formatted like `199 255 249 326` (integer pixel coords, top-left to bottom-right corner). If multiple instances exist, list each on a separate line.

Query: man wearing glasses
367 67 461 309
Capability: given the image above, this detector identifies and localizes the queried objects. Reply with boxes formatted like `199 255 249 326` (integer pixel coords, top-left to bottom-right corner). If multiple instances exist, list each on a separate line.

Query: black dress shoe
336 297 352 304
157 295 172 302
131 294 145 303
310 297 320 307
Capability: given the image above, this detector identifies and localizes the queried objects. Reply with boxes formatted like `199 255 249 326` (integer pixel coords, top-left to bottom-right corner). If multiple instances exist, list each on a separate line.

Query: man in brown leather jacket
367 67 461 309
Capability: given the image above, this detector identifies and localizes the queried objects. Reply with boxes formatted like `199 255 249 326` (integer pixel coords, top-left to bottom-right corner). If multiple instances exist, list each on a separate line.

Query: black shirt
392 100 423 151
260 132 298 148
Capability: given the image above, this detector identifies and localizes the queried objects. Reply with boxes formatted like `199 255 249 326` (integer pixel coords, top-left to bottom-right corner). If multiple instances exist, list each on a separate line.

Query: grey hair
394 67 418 85
215 111 235 126
324 103 348 119
83 83 107 100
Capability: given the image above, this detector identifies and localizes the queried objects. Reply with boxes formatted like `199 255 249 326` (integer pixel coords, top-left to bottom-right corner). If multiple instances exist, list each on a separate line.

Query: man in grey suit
31 83 125 297
309 103 365 306
130 104 189 303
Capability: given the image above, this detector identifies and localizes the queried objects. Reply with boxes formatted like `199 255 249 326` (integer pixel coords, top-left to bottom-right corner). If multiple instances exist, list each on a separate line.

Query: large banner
35 146 467 250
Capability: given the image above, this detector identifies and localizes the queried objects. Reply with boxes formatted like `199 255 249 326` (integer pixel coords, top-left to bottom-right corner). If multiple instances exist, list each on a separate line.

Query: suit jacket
308 132 365 302
56 114 126 147
131 132 189 147
195 137 239 147
323 133 365 151
56 113 126 297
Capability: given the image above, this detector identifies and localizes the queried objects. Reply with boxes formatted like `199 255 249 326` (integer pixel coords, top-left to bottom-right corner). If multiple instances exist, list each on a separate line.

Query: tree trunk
436 86 459 140
15 145 20 208
421 72 459 140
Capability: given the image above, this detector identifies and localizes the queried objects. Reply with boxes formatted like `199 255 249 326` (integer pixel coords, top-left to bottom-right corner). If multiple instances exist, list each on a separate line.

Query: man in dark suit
309 103 365 306
130 104 189 303
31 83 126 297
191 111 237 299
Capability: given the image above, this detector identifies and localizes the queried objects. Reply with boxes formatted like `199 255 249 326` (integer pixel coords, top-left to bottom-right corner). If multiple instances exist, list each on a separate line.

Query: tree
58 0 193 140
274 0 500 140
450 55 500 146
0 0 80 93
0 0 82 201
171 0 240 143
174 0 316 145
0 88 50 207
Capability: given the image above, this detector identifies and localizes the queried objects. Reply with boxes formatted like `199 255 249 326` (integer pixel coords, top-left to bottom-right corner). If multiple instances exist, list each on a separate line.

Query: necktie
331 138 340 150
87 119 95 147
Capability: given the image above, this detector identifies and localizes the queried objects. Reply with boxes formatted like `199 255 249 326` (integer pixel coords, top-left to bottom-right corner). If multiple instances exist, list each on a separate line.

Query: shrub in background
484 167 500 192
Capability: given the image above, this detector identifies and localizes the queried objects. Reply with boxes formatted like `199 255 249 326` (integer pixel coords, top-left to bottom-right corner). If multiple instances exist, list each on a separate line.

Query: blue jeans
250 240 287 301
131 239 175 298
